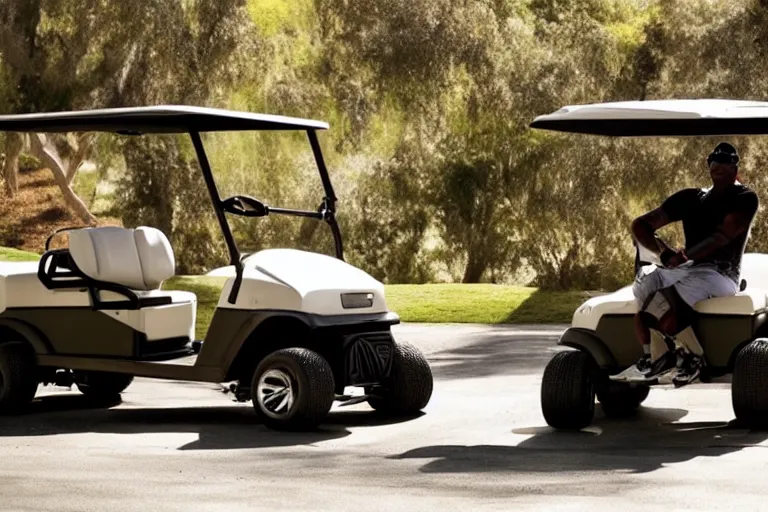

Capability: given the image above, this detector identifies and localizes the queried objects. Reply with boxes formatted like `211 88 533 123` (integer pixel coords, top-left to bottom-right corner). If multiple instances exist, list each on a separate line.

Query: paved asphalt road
1 323 768 512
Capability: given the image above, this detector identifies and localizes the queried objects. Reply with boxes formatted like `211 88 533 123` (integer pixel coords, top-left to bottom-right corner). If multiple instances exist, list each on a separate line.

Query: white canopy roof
529 99 768 136
0 105 329 134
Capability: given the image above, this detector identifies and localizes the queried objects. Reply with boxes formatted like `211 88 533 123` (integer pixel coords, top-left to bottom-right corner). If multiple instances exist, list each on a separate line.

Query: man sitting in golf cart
612 142 759 386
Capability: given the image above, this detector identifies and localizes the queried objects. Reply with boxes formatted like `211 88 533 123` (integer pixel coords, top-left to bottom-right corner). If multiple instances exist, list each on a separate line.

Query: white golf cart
529 99 768 430
0 106 433 431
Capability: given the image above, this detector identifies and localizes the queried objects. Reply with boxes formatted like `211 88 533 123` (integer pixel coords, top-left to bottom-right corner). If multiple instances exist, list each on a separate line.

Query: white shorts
633 262 739 309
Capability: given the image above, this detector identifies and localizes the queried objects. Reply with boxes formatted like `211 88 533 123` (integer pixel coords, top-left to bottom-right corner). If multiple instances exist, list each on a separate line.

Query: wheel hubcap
257 368 295 419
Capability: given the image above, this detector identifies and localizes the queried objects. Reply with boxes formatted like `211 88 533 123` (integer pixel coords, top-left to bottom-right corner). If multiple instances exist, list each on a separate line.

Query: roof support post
307 130 344 261
189 131 243 304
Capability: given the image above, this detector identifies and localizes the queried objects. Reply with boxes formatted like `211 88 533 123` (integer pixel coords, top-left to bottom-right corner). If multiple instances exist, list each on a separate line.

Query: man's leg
652 286 703 385
665 268 738 386
630 287 686 381
611 267 677 381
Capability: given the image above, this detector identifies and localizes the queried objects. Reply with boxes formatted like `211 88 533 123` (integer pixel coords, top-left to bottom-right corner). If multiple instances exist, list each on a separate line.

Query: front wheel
541 350 596 430
75 371 134 399
596 378 650 417
732 338 768 427
0 341 38 414
251 348 335 431
366 341 433 415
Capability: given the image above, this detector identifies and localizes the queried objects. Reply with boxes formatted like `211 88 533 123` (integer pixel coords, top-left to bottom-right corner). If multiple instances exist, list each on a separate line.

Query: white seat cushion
69 226 175 290
693 289 767 315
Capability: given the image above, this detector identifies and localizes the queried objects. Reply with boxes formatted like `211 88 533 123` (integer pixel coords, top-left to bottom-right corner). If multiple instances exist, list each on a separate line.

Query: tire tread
541 350 595 430
367 341 433 415
0 341 38 414
252 347 335 431
732 338 768 426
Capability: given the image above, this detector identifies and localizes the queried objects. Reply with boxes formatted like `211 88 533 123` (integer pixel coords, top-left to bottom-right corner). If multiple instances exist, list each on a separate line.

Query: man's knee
638 287 694 332
660 286 695 329
641 290 672 322
633 268 664 305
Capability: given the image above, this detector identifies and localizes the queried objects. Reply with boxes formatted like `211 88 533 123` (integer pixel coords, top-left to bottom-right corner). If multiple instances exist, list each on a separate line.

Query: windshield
200 130 336 259
18 130 339 276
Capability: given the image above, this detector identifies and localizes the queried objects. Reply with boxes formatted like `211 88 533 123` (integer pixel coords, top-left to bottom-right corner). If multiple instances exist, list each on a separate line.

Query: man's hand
661 248 688 268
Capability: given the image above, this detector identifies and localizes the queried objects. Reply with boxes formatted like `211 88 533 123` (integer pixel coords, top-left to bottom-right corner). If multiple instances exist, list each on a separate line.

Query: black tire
251 348 335 431
0 341 38 414
366 341 433 415
596 377 650 417
541 350 596 430
732 338 768 427
76 371 134 399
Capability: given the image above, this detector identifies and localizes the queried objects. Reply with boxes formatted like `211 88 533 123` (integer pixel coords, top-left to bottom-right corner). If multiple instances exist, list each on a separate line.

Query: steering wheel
221 195 269 217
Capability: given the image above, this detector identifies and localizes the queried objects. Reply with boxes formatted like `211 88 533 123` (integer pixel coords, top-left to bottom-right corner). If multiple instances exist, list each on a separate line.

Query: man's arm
631 207 674 257
684 210 753 262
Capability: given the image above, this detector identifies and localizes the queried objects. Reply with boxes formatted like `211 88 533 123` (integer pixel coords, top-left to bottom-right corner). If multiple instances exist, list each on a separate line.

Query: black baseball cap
708 142 739 165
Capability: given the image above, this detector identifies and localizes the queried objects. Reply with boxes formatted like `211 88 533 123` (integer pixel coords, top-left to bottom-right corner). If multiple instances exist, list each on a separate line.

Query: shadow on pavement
427 325 564 379
392 405 768 474
0 393 421 451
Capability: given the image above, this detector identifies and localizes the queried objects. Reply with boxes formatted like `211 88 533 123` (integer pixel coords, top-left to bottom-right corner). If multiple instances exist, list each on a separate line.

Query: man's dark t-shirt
661 183 759 283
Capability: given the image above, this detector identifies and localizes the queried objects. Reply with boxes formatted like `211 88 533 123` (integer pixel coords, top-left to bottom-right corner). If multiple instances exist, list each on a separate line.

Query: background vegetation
3 0 768 292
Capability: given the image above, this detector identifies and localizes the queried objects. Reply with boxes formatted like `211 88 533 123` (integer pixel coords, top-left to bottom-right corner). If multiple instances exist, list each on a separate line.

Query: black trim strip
211 308 399 329
530 117 768 137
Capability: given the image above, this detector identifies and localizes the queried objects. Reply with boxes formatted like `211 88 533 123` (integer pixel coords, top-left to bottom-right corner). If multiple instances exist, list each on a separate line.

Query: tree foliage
4 0 768 289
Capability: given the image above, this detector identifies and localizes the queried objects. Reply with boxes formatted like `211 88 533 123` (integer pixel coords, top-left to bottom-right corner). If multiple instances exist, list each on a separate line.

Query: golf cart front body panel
572 283 768 332
569 312 765 371
216 249 388 316
200 308 399 387
557 328 617 368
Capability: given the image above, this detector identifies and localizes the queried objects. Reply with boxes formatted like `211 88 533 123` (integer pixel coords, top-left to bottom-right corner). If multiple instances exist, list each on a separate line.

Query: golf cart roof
0 105 329 134
530 99 768 136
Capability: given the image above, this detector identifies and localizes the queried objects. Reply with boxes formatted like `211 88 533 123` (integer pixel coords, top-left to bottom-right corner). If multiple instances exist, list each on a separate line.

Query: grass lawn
0 247 40 262
384 284 596 325
0 247 595 338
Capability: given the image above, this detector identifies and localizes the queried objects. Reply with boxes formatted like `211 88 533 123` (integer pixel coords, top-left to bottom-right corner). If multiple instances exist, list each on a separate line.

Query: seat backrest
740 253 768 291
68 226 175 290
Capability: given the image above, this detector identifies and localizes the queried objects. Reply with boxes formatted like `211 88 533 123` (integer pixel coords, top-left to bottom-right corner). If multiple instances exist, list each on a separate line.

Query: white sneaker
610 354 651 381
656 366 681 385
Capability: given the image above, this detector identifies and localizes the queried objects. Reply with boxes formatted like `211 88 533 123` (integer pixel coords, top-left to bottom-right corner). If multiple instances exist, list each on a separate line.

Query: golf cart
529 99 768 430
0 106 433 431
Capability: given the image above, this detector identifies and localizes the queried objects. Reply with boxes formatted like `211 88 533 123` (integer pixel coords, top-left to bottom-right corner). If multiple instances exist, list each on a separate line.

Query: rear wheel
76 371 134 399
366 342 433 415
597 378 650 417
0 341 38 414
251 348 335 431
541 350 596 430
732 338 768 427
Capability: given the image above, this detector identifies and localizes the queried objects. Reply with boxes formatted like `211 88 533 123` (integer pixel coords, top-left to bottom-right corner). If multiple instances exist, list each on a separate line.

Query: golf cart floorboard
37 353 223 383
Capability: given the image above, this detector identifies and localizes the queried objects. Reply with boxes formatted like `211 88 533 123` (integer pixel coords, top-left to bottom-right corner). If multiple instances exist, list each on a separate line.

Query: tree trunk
66 133 93 185
2 133 22 197
30 133 97 225
462 248 487 283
